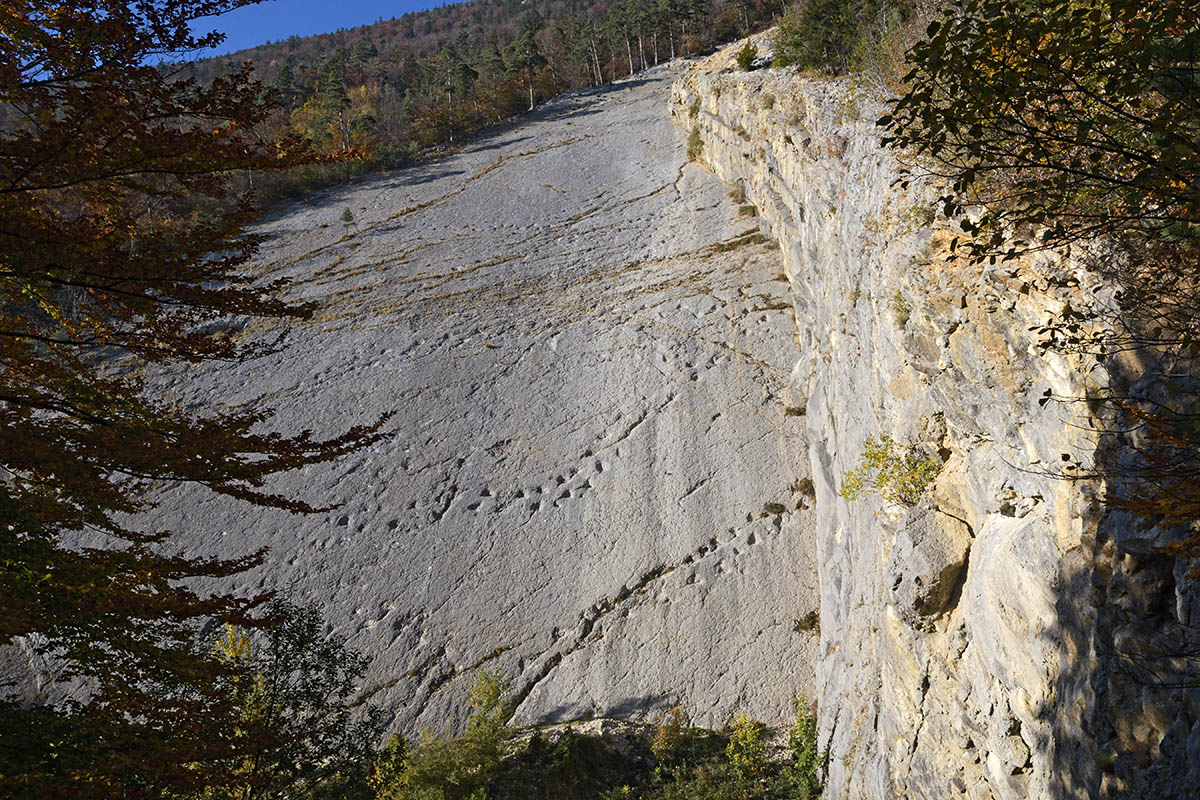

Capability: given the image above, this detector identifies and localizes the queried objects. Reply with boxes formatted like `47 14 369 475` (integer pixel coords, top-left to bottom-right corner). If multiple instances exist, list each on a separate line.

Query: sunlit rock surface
673 37 1199 800
147 65 818 733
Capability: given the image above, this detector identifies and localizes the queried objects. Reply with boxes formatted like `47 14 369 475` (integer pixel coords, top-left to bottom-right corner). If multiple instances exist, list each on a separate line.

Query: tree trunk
527 69 534 111
625 36 633 76
652 32 658 65
638 34 646 70
592 43 603 84
592 43 602 84
670 29 675 60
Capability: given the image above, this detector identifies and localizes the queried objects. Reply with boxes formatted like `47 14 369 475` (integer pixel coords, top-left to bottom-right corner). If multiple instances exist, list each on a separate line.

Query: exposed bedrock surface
145 65 818 732
673 39 1199 800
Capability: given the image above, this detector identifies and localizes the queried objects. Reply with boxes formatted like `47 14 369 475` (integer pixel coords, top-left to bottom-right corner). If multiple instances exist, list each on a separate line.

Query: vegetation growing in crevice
687 126 705 162
838 435 941 506
889 289 911 328
736 38 759 71
791 477 815 497
710 230 768 252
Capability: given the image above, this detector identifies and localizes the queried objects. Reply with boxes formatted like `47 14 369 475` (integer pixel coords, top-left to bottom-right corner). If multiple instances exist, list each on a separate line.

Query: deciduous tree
883 0 1200 259
0 2 385 796
881 0 1200 563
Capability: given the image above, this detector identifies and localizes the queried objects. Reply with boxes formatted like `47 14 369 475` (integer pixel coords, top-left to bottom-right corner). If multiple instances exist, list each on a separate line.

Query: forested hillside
184 0 788 197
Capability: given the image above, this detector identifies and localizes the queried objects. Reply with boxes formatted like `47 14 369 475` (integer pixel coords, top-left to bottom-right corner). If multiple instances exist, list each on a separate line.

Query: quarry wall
671 42 1200 799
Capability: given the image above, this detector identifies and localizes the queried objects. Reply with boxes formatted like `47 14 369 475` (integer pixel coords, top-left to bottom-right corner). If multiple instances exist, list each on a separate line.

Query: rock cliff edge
672 40 1200 800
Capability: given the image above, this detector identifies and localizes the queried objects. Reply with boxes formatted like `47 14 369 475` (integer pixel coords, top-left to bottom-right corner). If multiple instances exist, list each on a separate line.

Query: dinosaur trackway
151 65 818 730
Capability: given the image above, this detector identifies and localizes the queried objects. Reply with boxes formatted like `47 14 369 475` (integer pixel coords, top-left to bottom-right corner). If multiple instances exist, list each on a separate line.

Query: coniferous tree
437 43 478 108
319 49 355 148
271 57 302 109
610 0 638 76
505 13 549 110
194 602 387 800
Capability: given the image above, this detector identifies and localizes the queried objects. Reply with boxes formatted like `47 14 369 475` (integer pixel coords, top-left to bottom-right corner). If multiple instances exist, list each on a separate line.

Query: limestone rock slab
134 66 818 734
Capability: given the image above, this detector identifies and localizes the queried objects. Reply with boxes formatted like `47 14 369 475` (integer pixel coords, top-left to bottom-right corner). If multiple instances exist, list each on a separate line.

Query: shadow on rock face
1044 353 1200 798
529 693 679 727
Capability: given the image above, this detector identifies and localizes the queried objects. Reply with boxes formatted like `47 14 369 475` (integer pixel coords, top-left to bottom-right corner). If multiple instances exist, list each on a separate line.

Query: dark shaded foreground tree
881 1 1200 558
188 602 387 800
0 2 387 796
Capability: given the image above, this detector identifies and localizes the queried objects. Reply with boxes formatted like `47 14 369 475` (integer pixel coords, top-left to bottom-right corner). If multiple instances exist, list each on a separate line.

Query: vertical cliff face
672 43 1200 799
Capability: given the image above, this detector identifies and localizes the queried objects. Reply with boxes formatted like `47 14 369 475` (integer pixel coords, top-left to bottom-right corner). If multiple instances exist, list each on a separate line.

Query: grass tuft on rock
687 126 704 162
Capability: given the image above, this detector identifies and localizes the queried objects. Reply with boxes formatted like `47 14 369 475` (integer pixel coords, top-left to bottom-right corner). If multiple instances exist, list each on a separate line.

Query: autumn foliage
186 0 785 202
882 0 1200 565
0 2 385 796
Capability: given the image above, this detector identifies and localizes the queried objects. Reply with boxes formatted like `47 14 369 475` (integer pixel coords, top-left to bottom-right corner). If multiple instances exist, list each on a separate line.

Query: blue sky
194 1 451 55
